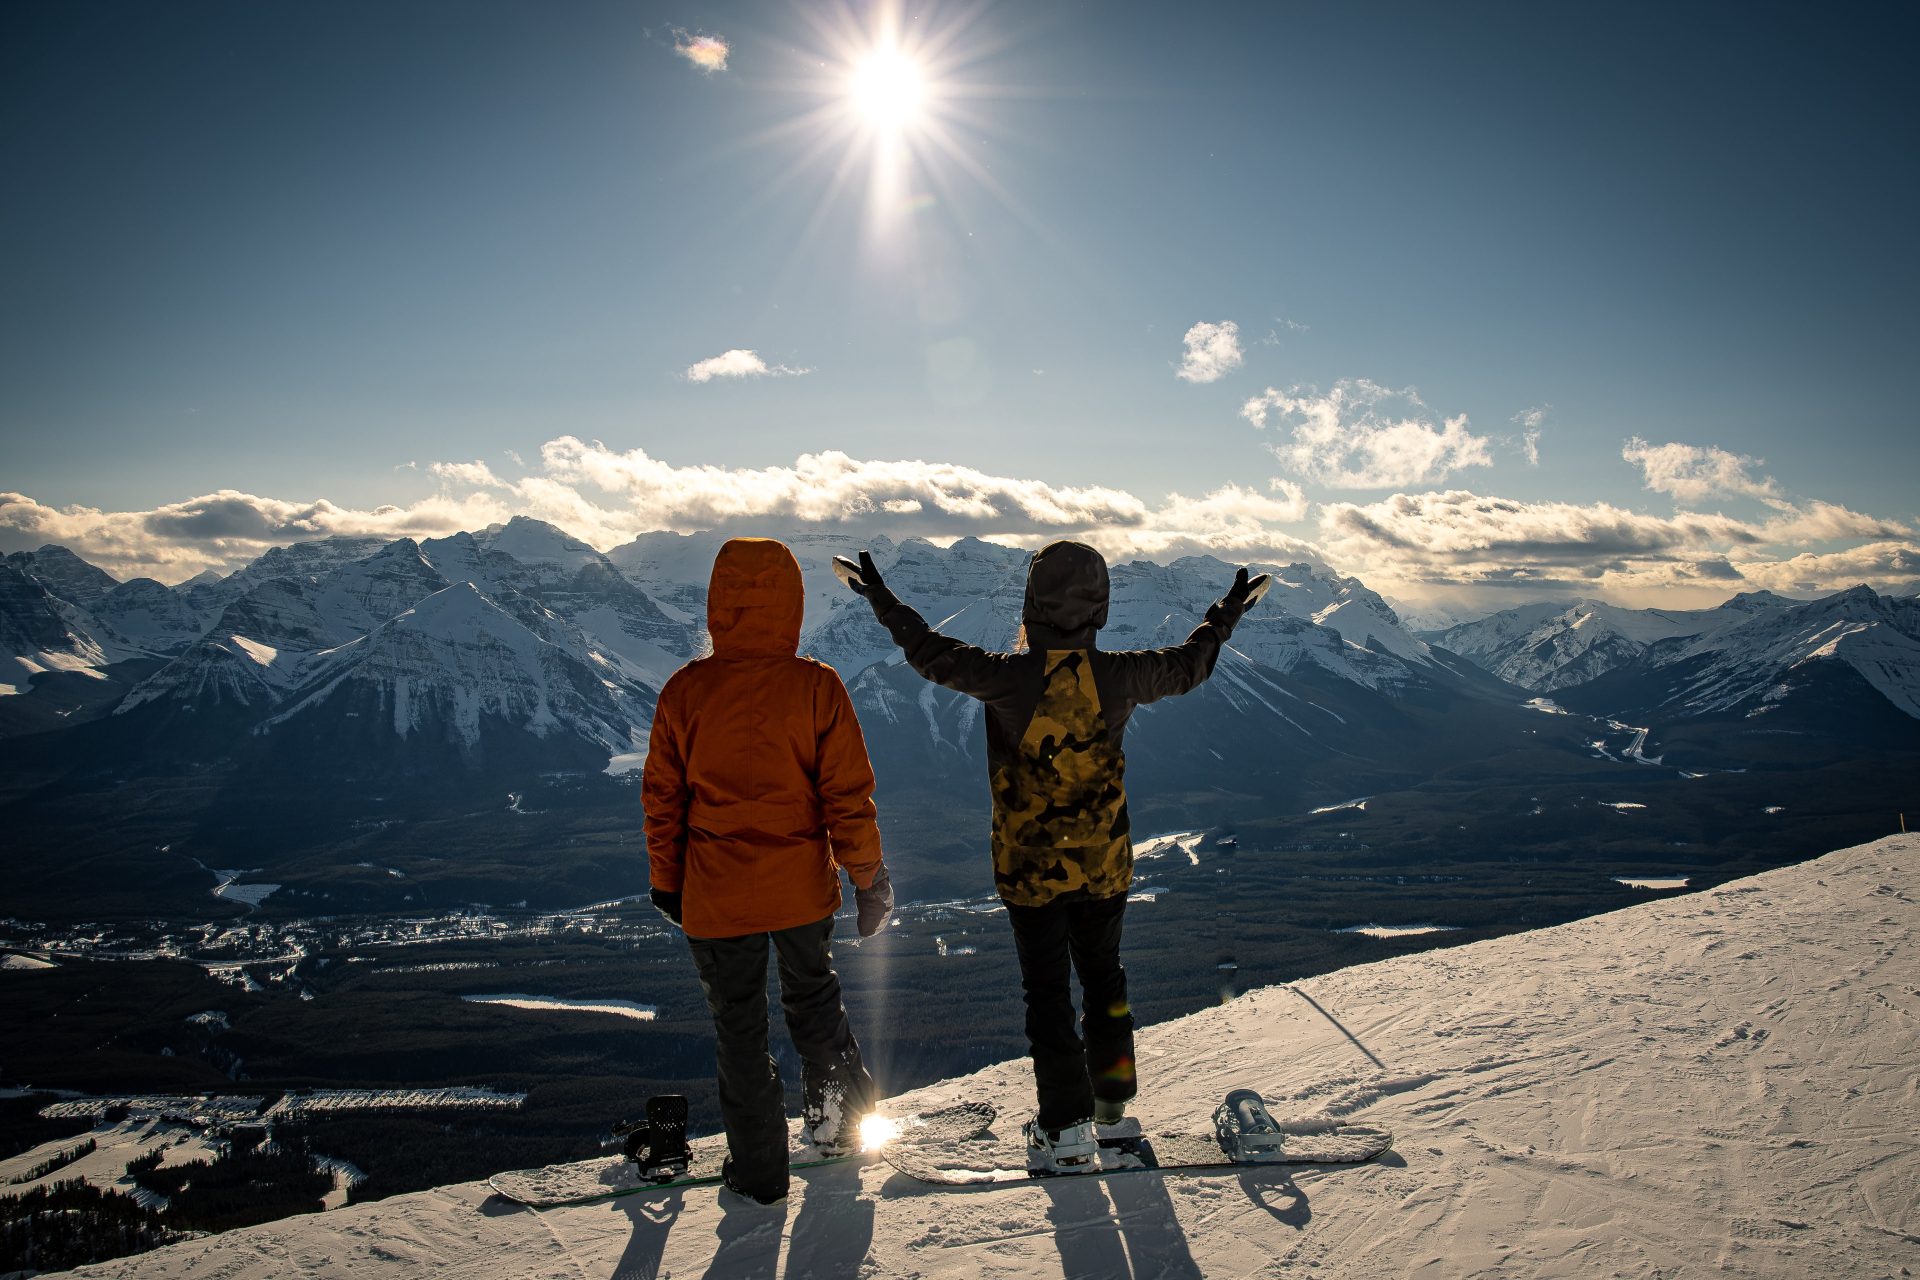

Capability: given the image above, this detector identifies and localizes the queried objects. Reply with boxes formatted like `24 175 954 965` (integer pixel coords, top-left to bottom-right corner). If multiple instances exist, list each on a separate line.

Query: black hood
1023 540 1109 648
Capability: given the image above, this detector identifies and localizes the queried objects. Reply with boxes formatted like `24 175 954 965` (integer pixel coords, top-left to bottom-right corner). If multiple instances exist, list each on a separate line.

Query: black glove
649 887 683 928
855 865 894 938
842 551 900 621
1207 567 1270 635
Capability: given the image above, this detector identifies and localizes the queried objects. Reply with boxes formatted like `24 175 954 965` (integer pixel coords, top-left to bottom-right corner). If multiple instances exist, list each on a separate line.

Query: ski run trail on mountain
64 836 1917 1279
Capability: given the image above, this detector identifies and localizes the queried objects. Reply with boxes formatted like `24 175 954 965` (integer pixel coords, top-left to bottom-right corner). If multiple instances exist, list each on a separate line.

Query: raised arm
1106 566 1267 705
840 551 1019 699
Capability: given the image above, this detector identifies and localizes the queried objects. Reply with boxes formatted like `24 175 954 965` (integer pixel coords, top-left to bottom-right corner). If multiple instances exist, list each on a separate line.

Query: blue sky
2 1 1916 607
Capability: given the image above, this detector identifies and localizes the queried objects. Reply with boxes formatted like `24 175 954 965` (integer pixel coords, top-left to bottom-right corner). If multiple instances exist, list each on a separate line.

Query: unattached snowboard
489 1099 995 1208
884 1103 1391 1187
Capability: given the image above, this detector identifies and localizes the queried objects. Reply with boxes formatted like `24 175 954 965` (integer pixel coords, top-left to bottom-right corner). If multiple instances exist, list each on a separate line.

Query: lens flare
859 1113 903 1150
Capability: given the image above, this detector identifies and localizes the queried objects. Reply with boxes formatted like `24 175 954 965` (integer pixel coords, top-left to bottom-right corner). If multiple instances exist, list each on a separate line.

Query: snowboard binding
617 1094 692 1183
1211 1088 1290 1163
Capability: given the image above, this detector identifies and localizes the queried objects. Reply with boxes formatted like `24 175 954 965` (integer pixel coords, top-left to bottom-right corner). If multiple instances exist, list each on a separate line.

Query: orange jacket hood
707 538 804 657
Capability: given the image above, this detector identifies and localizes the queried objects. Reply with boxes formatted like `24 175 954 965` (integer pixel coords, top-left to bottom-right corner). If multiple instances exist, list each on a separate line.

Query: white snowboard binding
1212 1088 1291 1163
1024 1117 1100 1174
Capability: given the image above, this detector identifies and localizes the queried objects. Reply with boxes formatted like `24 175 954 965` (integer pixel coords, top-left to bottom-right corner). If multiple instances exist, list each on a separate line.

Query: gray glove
855 865 894 938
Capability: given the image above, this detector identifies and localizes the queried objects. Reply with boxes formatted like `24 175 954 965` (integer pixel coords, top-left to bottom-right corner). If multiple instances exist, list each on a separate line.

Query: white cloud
1316 487 1920 605
0 489 512 583
1242 379 1493 489
1729 540 1920 595
1175 321 1244 384
0 443 1328 585
1511 407 1545 466
1755 500 1909 544
673 31 729 73
684 349 810 383
1621 436 1781 503
430 460 504 489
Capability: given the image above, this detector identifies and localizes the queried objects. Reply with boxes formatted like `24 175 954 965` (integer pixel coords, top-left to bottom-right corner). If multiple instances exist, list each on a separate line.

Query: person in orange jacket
642 537 894 1205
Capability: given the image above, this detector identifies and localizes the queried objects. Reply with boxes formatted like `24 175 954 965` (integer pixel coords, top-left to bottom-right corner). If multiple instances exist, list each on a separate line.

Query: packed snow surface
61 835 1919 1279
459 994 659 1021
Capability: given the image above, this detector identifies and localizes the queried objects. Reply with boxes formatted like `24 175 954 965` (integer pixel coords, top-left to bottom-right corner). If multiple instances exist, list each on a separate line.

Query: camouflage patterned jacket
874 542 1239 907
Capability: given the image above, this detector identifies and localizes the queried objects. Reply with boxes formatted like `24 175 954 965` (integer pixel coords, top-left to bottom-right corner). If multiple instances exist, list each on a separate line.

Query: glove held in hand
855 866 894 938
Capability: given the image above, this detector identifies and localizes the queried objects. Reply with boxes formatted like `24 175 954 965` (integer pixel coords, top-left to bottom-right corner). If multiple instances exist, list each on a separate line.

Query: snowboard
883 1111 1392 1187
488 1100 995 1208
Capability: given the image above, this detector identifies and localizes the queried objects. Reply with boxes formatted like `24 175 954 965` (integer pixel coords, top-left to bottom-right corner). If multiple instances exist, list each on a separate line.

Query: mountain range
4 521 1917 915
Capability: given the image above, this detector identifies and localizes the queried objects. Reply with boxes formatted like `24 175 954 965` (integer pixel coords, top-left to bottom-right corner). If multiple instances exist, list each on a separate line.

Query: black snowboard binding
1212 1088 1290 1163
617 1094 692 1183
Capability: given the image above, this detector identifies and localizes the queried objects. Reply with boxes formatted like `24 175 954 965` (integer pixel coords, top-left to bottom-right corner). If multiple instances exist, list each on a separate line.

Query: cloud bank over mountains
2 432 1911 606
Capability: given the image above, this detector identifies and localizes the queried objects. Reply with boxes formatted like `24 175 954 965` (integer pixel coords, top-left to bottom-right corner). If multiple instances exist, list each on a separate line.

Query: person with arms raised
836 540 1266 1173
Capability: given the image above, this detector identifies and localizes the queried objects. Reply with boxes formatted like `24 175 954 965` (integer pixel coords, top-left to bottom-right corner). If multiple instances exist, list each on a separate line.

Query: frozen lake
460 993 658 1021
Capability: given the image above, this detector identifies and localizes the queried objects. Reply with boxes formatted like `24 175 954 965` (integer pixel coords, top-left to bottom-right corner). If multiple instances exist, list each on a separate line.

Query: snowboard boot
1093 1097 1127 1125
720 1156 787 1206
1024 1117 1100 1174
803 1061 876 1156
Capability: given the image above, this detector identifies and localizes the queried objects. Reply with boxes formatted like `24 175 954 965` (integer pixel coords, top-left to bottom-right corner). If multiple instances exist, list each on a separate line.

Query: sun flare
859 1112 903 1150
849 47 926 131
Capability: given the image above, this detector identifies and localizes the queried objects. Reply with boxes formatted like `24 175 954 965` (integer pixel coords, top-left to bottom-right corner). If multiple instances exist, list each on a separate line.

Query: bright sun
849 47 926 130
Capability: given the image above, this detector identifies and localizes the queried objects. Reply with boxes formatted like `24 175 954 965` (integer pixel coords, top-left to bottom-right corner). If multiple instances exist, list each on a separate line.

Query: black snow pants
686 912 872 1198
1005 890 1137 1130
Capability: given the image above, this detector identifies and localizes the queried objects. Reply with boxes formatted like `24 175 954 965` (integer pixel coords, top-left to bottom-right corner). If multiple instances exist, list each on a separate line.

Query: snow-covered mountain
254 582 652 770
181 536 391 614
1561 585 1920 730
0 562 120 694
106 527 678 767
42 832 1917 1279
1431 592 1798 692
6 544 121 609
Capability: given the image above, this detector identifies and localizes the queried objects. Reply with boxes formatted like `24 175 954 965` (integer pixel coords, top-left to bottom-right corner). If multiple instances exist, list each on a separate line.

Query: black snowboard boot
721 1156 787 1205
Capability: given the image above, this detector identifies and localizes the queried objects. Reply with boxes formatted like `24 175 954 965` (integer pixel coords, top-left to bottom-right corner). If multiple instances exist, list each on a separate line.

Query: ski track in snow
61 835 1920 1279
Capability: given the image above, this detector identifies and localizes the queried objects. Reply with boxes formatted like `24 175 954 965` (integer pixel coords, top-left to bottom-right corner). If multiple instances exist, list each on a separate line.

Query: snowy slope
89 578 210 655
1435 593 1798 691
66 834 1919 1279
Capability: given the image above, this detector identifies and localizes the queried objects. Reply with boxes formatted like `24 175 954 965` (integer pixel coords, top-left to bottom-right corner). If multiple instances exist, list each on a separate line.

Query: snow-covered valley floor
64 835 1918 1279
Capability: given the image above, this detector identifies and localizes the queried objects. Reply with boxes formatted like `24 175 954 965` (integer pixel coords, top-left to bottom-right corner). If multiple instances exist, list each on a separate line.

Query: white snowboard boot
1024 1117 1100 1174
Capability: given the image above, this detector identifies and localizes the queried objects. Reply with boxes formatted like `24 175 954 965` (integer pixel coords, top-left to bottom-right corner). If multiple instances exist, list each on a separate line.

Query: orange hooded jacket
642 538 885 938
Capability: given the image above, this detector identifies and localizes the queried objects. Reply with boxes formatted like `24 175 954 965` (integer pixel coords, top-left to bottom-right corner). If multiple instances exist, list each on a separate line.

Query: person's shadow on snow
701 1194 788 1280
1044 1176 1203 1280
611 1189 684 1280
783 1164 876 1278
